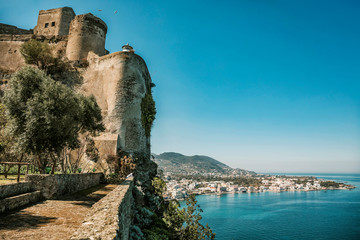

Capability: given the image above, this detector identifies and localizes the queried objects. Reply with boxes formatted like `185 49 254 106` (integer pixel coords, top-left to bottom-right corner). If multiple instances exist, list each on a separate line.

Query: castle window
51 22 55 27
44 23 49 28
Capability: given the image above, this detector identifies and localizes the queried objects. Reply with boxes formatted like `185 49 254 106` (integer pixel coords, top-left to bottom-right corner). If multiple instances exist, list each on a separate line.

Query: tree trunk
50 153 59 174
37 155 46 174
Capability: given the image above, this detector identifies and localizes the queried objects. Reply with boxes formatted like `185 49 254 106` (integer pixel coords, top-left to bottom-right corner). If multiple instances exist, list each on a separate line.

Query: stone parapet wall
0 181 33 199
71 177 134 240
25 173 104 199
0 191 41 214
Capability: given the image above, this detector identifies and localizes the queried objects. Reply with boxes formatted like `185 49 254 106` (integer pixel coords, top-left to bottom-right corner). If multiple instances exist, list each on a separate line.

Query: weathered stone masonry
0 173 103 214
26 173 103 199
71 177 134 240
34 7 75 36
66 13 107 61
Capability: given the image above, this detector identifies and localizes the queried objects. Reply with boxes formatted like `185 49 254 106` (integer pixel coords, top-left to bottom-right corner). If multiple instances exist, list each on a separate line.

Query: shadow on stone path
0 184 117 240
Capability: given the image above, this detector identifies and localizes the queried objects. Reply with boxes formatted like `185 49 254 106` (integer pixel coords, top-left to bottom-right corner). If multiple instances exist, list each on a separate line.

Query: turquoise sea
196 174 360 240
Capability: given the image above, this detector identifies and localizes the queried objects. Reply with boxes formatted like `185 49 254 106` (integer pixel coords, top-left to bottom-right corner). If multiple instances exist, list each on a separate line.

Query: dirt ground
0 176 26 185
0 184 117 240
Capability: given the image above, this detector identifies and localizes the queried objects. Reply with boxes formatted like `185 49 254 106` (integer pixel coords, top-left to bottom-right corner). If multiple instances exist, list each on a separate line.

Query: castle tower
33 7 75 36
83 48 152 156
66 13 107 61
82 47 157 188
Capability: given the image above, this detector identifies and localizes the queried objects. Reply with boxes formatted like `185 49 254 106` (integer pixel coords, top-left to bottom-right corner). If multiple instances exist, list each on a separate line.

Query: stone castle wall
0 40 26 73
0 7 105 72
0 34 68 73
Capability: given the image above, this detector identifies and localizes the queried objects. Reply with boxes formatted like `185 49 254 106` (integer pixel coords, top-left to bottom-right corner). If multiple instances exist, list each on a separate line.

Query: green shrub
141 91 156 137
20 39 53 70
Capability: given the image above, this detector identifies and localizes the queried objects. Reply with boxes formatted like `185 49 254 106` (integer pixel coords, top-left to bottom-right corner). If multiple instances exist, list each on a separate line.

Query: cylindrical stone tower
82 45 157 185
66 13 107 61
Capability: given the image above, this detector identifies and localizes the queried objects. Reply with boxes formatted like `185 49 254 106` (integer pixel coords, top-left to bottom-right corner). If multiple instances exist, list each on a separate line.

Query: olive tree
162 195 215 240
20 39 53 70
3 66 104 173
20 39 82 88
133 177 215 240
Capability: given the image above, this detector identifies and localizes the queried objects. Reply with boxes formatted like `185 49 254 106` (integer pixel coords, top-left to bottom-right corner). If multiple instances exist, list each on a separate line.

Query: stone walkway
0 184 117 240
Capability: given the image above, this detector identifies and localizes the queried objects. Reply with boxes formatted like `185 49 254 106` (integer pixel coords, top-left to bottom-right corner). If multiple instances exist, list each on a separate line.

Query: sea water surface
195 174 360 240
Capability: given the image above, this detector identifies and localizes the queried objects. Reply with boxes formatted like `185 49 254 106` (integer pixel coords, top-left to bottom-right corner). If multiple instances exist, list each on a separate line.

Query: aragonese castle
0 7 157 180
0 9 158 232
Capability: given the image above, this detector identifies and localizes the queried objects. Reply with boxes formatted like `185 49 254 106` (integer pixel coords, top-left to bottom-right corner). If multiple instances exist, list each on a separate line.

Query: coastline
173 186 356 201
193 173 360 240
163 173 356 201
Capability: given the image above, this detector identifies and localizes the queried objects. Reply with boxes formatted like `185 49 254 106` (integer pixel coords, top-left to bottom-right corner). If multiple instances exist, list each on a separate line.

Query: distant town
162 174 356 200
152 152 356 200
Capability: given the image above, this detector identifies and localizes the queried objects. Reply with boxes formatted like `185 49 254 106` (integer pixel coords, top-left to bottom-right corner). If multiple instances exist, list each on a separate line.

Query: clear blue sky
1 0 359 173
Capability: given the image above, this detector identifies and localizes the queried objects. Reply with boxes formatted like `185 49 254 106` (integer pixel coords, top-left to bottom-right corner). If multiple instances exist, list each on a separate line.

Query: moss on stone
141 91 156 137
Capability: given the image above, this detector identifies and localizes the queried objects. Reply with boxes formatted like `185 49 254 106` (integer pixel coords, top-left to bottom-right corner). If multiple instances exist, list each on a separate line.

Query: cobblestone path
0 184 117 240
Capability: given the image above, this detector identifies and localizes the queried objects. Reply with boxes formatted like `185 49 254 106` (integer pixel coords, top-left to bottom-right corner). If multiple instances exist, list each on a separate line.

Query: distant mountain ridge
153 152 256 176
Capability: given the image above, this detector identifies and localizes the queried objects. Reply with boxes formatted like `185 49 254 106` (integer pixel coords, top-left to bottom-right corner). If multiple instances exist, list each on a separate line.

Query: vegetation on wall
20 39 82 88
141 91 156 137
20 39 53 70
106 152 136 183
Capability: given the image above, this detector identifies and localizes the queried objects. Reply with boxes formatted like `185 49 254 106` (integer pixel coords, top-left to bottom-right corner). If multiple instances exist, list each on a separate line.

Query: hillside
153 152 257 177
